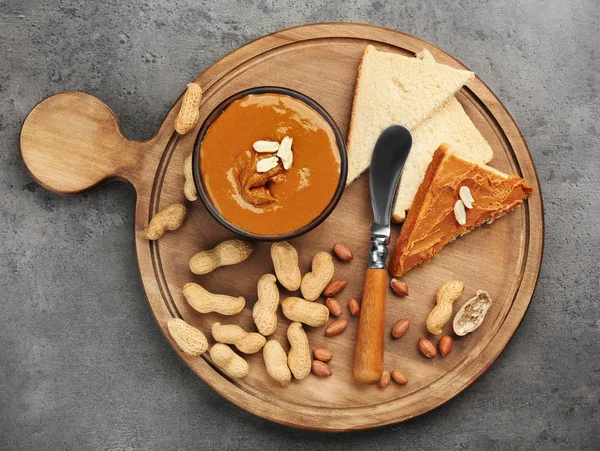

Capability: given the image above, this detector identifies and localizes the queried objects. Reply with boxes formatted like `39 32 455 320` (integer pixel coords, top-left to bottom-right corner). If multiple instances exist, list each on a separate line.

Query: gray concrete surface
1 0 599 449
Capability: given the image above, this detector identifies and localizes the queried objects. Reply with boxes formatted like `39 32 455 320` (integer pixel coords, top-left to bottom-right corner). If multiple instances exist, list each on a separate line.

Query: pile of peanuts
169 236 363 385
154 226 414 387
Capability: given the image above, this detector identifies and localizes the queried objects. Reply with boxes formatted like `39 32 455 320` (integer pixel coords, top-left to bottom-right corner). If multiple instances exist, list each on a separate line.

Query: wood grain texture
19 23 544 431
354 268 387 384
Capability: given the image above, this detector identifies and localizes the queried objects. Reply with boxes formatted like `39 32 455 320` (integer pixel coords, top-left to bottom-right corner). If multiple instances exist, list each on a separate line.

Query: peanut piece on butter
277 136 293 170
256 156 280 173
253 140 280 153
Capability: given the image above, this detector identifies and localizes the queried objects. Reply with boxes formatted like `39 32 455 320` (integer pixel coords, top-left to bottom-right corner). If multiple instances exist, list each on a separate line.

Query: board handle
20 92 155 194
353 267 387 384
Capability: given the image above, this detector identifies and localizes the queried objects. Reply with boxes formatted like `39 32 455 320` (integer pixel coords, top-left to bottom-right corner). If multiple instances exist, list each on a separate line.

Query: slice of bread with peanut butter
389 143 533 276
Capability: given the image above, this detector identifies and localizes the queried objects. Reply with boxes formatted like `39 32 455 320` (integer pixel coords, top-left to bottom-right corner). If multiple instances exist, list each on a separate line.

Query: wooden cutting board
19 23 544 431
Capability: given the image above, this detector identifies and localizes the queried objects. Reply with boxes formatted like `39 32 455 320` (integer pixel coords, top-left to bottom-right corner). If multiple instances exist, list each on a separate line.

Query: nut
324 319 347 337
256 156 280 173
183 154 198 201
189 239 253 275
281 297 329 327
348 298 360 317
453 290 493 336
325 297 343 317
183 283 245 315
323 280 346 297
287 322 311 380
459 186 474 209
390 278 409 297
439 335 453 357
253 140 279 153
174 83 202 135
167 318 208 356
276 136 293 170
263 340 291 386
391 317 410 338
311 360 332 377
313 347 333 362
418 338 437 358
209 343 249 379
379 370 391 388
211 322 266 354
270 242 302 291
301 251 335 301
252 274 280 336
390 370 408 385
143 204 187 240
426 280 464 335
454 199 467 225
332 243 354 261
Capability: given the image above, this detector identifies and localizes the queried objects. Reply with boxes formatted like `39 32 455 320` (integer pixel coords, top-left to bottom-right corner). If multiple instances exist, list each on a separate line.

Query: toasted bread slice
389 144 533 276
346 45 475 184
391 49 493 222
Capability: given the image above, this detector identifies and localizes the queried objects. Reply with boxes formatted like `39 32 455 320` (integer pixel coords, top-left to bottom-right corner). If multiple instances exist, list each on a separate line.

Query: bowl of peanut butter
192 86 347 241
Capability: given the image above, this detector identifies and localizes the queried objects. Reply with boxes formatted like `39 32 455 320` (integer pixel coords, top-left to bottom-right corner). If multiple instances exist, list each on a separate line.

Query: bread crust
345 45 372 184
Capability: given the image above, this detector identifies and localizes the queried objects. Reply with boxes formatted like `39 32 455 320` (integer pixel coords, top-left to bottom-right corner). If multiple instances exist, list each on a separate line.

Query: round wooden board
19 23 544 431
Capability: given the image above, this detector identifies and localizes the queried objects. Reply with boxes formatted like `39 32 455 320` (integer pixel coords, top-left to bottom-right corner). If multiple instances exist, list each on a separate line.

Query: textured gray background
1 0 599 449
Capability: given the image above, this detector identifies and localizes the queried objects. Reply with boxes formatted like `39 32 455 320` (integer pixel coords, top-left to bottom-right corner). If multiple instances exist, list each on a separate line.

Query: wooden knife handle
353 267 387 384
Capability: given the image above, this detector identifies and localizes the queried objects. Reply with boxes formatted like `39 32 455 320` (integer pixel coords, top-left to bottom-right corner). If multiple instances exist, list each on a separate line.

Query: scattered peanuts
332 243 354 261
390 277 409 297
324 319 347 337
391 370 408 385
323 280 346 297
301 251 335 301
348 298 360 317
325 297 343 317
287 322 311 380
379 370 391 388
209 343 249 379
189 239 253 275
169 231 461 387
281 297 329 327
312 360 332 377
313 347 333 362
183 154 198 201
252 274 279 336
183 283 245 315
426 280 464 335
167 318 208 356
143 204 187 240
270 242 302 291
211 322 266 354
391 317 410 339
175 82 202 135
263 340 292 386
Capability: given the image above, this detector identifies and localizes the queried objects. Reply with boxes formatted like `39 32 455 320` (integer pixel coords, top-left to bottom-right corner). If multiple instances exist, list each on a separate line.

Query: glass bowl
192 86 347 241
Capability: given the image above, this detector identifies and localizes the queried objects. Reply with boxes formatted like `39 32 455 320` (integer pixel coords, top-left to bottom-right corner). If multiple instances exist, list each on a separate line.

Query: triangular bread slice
391 50 493 222
346 45 475 184
389 144 533 276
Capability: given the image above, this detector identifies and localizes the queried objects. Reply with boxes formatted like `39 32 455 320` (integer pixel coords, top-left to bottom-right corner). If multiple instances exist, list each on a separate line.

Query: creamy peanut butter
200 93 341 235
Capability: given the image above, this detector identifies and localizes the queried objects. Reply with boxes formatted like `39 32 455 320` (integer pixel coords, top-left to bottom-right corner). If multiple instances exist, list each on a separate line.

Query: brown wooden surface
354 268 388 384
19 23 544 431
